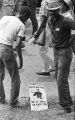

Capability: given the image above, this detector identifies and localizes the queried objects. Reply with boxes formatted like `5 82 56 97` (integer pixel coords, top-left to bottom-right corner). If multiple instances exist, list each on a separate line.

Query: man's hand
18 58 23 69
14 37 23 69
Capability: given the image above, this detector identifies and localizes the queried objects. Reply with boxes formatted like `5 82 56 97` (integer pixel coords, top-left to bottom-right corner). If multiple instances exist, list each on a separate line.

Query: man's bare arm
13 36 23 69
34 16 48 39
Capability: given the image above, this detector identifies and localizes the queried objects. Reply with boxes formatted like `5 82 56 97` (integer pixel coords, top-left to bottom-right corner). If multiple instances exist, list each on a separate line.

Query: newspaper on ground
29 84 48 111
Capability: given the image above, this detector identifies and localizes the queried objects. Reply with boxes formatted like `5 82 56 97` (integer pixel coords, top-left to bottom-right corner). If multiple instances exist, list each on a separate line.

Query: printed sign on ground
29 84 48 111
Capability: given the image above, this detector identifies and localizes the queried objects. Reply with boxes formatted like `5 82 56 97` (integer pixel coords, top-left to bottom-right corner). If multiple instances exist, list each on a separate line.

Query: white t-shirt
0 16 25 46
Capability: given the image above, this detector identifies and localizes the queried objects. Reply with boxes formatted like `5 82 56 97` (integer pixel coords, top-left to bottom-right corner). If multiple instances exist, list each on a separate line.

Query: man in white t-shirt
0 6 31 106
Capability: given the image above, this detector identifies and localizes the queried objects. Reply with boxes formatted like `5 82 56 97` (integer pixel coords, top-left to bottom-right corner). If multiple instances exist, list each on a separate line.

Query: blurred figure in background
27 0 38 34
0 0 3 9
60 0 75 54
36 0 55 76
0 0 3 18
1 0 14 16
13 0 38 35
60 0 74 19
71 0 75 15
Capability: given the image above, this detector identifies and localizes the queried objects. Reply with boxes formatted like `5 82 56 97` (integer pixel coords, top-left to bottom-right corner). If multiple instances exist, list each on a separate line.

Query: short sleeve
17 25 25 38
64 17 75 29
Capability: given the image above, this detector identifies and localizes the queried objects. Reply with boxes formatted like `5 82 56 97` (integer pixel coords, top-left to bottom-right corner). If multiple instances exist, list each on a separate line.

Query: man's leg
40 46 53 72
5 55 20 105
0 59 5 103
56 49 72 111
37 46 54 76
30 10 38 34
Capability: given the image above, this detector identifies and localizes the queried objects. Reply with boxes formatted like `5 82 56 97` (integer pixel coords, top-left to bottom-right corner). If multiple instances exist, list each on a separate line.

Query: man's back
0 16 25 46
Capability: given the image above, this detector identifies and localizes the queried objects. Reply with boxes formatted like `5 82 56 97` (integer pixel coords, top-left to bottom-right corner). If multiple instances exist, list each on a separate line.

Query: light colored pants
39 27 54 72
0 43 20 104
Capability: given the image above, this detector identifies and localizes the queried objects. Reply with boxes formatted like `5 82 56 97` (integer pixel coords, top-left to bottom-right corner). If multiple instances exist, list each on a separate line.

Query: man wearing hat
0 6 31 106
33 0 75 113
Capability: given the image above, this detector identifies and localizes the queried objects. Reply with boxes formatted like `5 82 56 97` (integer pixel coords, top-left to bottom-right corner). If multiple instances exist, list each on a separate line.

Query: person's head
59 0 73 13
18 6 31 23
47 0 62 17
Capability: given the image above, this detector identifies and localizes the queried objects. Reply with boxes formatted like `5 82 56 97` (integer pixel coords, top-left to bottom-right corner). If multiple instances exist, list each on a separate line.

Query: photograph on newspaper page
29 84 48 111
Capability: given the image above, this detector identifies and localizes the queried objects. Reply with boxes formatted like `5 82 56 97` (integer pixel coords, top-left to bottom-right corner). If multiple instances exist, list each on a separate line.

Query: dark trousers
30 8 38 34
0 44 20 104
54 46 73 107
71 35 75 54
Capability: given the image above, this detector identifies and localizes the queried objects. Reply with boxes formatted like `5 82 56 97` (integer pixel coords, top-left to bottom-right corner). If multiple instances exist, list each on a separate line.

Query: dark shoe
10 101 19 107
0 99 7 104
49 68 55 72
37 72 50 76
69 100 73 106
62 106 71 113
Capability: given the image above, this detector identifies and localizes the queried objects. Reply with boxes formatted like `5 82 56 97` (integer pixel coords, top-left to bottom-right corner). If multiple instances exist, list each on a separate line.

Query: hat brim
47 5 62 11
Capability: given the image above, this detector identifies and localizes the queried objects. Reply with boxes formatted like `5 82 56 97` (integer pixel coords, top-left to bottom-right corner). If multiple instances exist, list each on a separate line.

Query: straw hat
46 0 62 11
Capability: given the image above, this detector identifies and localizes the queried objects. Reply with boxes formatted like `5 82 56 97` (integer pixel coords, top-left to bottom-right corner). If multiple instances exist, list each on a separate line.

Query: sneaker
37 72 50 76
10 101 19 107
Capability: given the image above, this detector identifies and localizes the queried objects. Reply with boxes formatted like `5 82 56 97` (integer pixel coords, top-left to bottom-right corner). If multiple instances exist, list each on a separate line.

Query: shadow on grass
37 74 56 82
10 101 31 111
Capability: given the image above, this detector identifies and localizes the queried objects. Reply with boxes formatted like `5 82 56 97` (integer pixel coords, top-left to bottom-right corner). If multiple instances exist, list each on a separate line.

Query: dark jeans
0 44 20 104
30 8 38 34
71 37 75 54
54 46 73 107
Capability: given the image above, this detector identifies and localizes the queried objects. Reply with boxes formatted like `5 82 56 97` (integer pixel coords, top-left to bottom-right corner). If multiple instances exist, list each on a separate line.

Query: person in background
13 0 28 15
71 0 75 15
27 0 38 34
60 0 74 19
1 0 14 16
32 0 75 113
0 0 3 19
13 0 38 35
60 0 75 54
0 6 31 106
0 0 3 9
35 0 55 76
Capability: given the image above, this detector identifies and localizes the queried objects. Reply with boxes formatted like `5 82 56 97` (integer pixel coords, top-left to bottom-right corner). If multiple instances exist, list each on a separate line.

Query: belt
0 43 13 49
